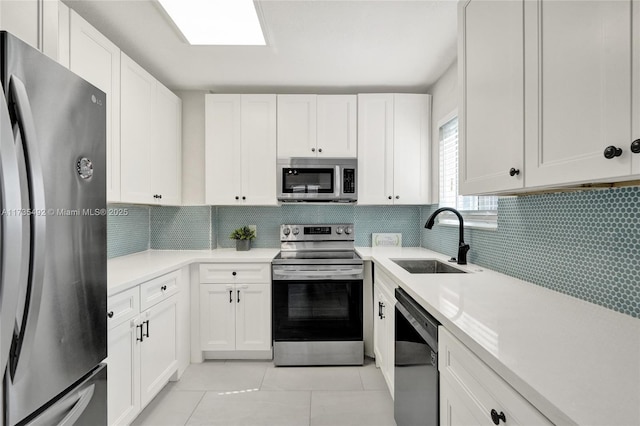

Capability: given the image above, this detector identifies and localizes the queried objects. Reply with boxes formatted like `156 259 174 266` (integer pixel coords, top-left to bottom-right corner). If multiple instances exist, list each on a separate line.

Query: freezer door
25 364 107 426
1 32 107 425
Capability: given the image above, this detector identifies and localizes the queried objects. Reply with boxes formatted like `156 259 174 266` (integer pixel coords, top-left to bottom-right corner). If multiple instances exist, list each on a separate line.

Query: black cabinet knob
242 196 246 200
318 148 322 153
161 285 167 291
490 409 506 425
395 195 400 199
388 196 392 200
604 145 623 159
107 311 114 318
235 196 239 200
232 271 237 276
631 139 640 154
509 168 520 176
311 148 316 152
158 194 162 199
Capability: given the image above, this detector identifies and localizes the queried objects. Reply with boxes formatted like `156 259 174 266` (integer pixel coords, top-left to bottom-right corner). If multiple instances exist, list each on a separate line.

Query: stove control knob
336 227 344 234
345 227 353 235
283 227 291 236
292 227 300 235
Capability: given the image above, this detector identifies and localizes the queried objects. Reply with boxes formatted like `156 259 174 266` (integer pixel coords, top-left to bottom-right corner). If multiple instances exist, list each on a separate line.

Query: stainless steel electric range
271 224 364 366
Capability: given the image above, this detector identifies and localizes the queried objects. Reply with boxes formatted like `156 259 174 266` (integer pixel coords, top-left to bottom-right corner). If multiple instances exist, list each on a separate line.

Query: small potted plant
229 226 256 251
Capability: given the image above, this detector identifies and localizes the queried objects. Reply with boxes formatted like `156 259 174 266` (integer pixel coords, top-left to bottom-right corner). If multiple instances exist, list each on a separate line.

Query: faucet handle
457 243 470 265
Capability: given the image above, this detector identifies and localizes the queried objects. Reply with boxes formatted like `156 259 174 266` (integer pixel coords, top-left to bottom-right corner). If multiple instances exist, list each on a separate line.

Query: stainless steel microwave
276 158 357 202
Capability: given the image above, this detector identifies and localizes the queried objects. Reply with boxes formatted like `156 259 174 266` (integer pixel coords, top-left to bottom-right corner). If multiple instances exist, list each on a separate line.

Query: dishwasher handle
395 287 439 352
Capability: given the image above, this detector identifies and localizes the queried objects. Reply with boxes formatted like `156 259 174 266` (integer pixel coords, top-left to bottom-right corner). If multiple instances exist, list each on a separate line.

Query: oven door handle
272 268 363 280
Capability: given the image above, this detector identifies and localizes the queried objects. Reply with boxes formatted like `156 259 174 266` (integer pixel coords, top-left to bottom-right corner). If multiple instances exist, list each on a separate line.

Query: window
438 114 498 228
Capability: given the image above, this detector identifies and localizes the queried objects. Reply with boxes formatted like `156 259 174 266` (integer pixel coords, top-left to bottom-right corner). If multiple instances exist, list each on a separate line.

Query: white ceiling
63 0 458 93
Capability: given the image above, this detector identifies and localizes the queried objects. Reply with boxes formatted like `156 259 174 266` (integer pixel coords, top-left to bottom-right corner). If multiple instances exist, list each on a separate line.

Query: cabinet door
317 95 357 157
200 284 236 351
440 375 486 426
140 295 178 407
152 84 182 205
0 0 39 49
107 318 140 426
241 95 277 205
235 284 271 351
459 0 524 195
373 285 392 389
277 95 317 158
524 0 633 187
69 10 121 202
120 53 155 204
393 94 431 204
357 94 394 205
205 94 243 205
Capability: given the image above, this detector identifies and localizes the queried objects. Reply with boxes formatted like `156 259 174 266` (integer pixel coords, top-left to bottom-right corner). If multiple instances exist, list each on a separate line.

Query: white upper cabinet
316 95 357 157
205 94 277 206
0 0 69 64
153 84 182 205
358 93 431 205
524 0 634 187
460 0 640 194
277 95 317 157
120 53 182 205
277 94 357 158
458 0 524 195
120 53 155 204
69 10 121 202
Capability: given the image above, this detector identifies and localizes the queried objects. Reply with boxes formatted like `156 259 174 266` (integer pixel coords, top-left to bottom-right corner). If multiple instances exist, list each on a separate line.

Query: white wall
177 90 207 205
427 60 458 204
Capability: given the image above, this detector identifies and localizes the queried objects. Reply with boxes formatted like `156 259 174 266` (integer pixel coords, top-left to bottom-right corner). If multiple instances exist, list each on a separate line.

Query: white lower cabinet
373 266 397 396
199 263 271 358
107 270 181 426
439 327 552 426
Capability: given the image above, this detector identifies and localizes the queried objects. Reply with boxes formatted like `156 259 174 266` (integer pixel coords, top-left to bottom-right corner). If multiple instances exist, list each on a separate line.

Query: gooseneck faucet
424 207 470 265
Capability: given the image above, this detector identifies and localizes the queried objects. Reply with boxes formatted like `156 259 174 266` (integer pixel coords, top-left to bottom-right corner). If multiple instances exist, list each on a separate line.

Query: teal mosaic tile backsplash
421 186 640 318
107 204 149 258
108 186 639 318
214 204 422 248
150 206 212 250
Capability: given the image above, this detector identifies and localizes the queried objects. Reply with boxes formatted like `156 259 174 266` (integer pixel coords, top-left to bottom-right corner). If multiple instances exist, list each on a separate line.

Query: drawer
199 263 270 284
107 287 139 329
438 327 552 425
374 265 398 295
140 270 180 312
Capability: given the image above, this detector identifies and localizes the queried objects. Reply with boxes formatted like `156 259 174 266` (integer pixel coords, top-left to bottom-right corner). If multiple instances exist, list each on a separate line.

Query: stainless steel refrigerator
0 32 107 425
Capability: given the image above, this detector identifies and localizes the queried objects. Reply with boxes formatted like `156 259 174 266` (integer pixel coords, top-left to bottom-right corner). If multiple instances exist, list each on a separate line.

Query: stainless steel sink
391 259 467 274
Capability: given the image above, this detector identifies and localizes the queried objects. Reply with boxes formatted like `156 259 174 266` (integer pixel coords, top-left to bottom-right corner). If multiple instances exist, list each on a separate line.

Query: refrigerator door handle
7 75 47 383
0 82 26 376
26 384 95 426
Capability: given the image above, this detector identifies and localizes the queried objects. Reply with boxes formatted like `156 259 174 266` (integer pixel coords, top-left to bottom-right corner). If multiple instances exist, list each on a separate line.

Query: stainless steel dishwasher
394 287 439 426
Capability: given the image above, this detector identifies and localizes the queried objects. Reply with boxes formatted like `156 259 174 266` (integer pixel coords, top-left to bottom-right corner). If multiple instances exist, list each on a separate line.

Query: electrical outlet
249 225 257 237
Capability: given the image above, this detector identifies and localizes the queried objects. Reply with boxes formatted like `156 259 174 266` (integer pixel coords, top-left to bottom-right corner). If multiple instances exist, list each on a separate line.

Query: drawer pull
144 320 150 338
161 285 167 291
229 290 233 303
237 289 240 303
107 311 114 318
490 409 506 425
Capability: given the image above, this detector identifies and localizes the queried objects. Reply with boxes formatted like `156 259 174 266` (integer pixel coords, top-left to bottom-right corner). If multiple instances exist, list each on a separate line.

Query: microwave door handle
8 75 47 383
0 82 26 375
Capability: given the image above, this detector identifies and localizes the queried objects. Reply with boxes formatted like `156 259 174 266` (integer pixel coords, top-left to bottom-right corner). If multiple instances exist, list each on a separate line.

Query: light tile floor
131 358 396 426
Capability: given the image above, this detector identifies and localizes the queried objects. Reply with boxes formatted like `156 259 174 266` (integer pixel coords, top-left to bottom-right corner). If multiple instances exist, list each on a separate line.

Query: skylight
157 0 266 46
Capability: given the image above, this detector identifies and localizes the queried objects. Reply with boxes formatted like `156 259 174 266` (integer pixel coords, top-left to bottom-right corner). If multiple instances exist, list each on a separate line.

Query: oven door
272 279 363 342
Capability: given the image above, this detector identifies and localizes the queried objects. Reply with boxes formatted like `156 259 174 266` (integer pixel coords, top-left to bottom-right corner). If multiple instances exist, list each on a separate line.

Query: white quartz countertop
108 247 640 425
356 247 640 426
107 249 280 295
